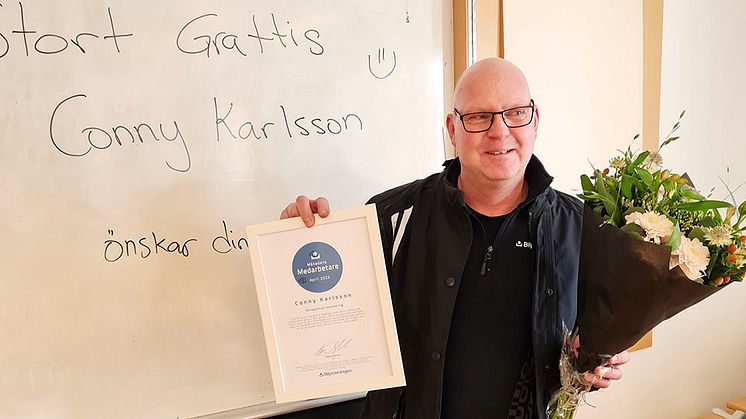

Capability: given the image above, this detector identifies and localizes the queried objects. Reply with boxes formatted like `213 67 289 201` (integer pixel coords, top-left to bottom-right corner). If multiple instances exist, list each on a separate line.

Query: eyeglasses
453 99 535 132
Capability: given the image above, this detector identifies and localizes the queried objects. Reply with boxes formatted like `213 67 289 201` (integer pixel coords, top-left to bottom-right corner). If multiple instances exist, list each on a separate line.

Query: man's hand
583 351 631 389
280 195 330 227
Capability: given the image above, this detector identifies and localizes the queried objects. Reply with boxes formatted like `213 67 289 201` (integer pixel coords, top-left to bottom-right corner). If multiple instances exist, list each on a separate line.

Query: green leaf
667 222 682 251
594 176 620 224
706 248 720 277
680 109 686 119
580 174 594 194
688 227 706 242
675 200 734 212
712 208 723 223
635 167 654 187
623 207 646 218
605 177 618 193
661 136 680 148
700 216 718 228
631 151 651 168
630 177 647 194
681 188 706 201
621 175 634 199
621 223 645 241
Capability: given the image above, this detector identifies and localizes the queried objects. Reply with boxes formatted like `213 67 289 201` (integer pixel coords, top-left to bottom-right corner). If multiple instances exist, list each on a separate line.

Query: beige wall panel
503 1 643 195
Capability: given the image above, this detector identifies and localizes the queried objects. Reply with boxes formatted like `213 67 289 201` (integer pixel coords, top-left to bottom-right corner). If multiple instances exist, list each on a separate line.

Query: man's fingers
596 366 623 381
584 365 623 389
295 195 316 227
609 351 631 367
280 203 299 219
279 196 331 227
313 197 330 217
584 371 611 389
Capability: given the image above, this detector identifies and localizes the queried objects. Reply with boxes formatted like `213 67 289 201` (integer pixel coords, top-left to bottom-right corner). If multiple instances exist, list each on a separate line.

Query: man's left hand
583 351 631 389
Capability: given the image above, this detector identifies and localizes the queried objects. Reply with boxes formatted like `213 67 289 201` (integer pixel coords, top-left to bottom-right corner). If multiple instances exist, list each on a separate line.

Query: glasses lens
503 106 533 128
462 113 493 132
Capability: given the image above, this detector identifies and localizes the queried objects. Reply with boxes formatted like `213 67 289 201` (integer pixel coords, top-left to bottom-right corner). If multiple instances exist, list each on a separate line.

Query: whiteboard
0 1 447 418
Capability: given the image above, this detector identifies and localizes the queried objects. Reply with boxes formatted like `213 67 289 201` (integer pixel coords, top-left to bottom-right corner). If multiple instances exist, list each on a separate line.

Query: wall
578 2 746 417
504 1 745 418
503 0 643 195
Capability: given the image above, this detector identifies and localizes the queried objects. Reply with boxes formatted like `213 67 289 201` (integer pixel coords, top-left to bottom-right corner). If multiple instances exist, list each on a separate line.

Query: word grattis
0 2 133 59
176 11 324 58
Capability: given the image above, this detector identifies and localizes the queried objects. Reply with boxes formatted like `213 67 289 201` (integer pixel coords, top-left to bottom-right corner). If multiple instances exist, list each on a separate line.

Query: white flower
624 211 674 244
669 236 710 281
642 152 663 172
702 225 733 246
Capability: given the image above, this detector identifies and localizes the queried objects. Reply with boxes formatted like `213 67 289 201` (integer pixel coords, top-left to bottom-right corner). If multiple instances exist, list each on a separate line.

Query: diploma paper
246 205 405 403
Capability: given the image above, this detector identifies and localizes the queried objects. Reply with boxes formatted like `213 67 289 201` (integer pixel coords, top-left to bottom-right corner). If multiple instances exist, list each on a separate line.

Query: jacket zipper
480 245 493 276
528 210 534 240
474 207 526 276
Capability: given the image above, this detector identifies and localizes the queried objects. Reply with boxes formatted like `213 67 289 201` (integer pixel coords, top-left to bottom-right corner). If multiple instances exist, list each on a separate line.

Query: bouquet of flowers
547 112 746 419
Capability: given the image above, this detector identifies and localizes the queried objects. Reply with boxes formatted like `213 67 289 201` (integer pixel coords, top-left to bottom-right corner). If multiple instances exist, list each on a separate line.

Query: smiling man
281 58 629 419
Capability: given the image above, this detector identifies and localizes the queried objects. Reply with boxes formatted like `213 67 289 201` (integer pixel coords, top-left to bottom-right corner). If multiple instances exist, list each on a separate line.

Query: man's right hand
279 195 330 227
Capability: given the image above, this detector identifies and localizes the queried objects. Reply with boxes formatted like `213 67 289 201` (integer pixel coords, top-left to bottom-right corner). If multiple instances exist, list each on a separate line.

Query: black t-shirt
440 205 535 418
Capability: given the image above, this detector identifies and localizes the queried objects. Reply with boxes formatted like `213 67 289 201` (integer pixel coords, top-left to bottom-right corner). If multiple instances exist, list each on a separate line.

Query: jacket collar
440 155 555 209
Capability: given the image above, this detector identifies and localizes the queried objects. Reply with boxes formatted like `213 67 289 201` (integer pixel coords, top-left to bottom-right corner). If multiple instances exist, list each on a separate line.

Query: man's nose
486 114 511 137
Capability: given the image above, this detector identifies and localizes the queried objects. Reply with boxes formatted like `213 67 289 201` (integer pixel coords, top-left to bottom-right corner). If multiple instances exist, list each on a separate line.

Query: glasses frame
453 99 535 132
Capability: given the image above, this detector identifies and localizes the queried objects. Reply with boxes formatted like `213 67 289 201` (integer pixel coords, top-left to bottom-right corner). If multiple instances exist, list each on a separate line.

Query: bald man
281 58 628 419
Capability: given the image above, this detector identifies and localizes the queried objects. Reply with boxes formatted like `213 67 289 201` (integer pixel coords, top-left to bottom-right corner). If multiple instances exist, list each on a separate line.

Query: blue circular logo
292 242 343 293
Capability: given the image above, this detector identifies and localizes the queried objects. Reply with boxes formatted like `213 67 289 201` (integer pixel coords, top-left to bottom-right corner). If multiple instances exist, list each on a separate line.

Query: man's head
446 58 539 189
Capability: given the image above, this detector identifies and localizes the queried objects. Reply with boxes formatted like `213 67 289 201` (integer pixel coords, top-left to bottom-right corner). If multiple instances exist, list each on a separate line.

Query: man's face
446 64 538 188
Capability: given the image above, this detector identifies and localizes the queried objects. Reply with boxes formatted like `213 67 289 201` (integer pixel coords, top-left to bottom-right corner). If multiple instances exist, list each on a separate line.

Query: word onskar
104 230 197 262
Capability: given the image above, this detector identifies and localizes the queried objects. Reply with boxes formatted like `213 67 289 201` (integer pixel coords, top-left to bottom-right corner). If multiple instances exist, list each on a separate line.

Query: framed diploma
246 204 405 403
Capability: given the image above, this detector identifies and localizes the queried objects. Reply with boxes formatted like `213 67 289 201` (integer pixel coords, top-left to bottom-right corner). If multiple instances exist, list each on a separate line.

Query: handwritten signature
314 337 352 357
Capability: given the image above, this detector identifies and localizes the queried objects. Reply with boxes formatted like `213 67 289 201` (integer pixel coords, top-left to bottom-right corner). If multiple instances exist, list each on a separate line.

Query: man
281 58 629 419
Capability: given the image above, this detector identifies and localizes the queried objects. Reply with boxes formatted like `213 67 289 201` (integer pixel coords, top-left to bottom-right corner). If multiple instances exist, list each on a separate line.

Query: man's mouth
486 149 512 155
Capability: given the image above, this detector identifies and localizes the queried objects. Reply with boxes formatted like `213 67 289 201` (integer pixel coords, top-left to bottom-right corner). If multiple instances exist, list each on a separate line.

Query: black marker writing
211 220 249 254
49 93 192 173
0 2 132 59
176 11 324 58
368 48 397 79
213 97 363 142
103 230 197 262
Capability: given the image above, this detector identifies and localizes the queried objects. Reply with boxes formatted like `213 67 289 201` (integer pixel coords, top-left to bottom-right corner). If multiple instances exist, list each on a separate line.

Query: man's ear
446 113 457 147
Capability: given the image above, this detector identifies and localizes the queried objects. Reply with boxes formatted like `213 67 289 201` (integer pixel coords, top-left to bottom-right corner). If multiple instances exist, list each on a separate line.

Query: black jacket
360 156 583 419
